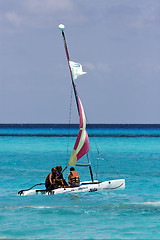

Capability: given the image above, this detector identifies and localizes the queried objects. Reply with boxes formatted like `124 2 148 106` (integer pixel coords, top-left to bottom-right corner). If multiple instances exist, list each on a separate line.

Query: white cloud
131 7 157 28
24 0 74 14
5 11 21 27
83 62 110 73
97 63 110 73
154 65 160 71
0 0 78 32
83 62 95 71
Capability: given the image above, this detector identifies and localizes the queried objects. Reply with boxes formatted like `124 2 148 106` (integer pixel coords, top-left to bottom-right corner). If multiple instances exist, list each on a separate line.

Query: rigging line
66 83 73 164
92 132 121 177
62 165 68 173
61 30 80 115
85 115 121 178
98 153 121 178
85 114 98 180
92 129 121 177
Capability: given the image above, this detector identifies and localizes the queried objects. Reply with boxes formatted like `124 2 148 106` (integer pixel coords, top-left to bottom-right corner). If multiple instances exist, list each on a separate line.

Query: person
56 166 68 187
68 167 80 187
45 168 57 190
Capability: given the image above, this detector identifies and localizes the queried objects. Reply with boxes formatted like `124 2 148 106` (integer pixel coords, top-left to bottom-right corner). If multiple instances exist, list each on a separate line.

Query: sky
0 0 160 124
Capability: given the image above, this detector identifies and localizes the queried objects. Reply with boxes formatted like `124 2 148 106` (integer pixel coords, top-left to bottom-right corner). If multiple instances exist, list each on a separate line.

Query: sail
68 93 89 166
60 28 89 166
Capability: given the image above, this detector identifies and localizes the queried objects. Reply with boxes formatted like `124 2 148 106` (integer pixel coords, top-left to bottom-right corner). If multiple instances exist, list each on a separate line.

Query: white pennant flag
69 61 86 80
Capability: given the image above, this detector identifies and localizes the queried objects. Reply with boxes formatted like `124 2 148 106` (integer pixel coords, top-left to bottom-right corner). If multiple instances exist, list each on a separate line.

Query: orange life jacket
69 171 80 184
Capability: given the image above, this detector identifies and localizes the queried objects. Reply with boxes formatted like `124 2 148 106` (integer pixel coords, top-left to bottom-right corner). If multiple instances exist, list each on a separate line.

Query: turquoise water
0 126 160 239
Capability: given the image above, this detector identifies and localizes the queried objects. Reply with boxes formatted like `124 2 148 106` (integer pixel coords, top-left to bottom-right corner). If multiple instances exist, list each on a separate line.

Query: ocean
0 124 160 239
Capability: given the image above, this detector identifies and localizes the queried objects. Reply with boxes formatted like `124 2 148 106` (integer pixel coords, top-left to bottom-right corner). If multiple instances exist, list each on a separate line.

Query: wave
1 201 160 211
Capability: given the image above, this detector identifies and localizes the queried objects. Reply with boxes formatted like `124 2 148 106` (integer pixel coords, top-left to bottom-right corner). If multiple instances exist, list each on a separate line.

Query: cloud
97 63 110 73
5 11 21 27
83 62 95 71
24 0 74 14
0 0 79 32
154 65 160 71
83 62 110 73
1 0 160 34
131 7 157 28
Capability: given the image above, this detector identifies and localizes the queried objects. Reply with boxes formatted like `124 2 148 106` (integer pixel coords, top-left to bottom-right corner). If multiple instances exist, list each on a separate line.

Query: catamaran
18 24 125 196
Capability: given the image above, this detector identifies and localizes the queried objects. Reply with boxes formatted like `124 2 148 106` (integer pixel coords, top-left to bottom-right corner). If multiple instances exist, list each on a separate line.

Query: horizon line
0 123 160 129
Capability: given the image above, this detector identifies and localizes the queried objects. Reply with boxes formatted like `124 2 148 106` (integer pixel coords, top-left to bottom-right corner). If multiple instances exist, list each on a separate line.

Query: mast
87 153 94 182
61 28 80 115
59 24 94 182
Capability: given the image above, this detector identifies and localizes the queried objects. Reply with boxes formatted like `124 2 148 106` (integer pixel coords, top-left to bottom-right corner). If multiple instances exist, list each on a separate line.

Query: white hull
18 179 125 196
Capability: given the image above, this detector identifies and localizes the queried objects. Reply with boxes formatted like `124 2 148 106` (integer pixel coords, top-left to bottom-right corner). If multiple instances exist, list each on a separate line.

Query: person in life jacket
56 166 68 187
68 167 80 187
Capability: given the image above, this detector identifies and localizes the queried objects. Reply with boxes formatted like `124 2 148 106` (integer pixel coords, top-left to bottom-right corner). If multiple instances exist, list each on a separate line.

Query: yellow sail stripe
69 149 77 166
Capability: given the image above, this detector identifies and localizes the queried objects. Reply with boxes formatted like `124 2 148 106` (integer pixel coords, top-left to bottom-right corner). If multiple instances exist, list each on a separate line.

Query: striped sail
68 93 90 166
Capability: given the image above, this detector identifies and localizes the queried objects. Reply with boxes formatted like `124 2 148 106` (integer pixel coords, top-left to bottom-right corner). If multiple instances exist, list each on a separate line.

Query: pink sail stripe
72 94 89 162
76 131 89 160
74 129 82 150
78 96 84 129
